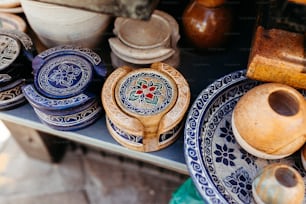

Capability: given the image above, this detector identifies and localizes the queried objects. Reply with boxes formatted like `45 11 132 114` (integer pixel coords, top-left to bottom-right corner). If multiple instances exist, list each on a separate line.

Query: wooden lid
102 62 190 152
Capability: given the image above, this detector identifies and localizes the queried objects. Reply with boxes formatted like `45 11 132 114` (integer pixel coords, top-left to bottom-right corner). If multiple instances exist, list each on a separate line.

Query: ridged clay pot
232 83 306 159
252 163 304 204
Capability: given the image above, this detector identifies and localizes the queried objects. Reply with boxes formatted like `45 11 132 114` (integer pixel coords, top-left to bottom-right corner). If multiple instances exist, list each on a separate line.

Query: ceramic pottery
184 70 306 203
0 12 26 32
182 0 233 49
22 84 96 111
301 144 306 171
247 26 306 90
0 0 20 8
232 83 306 159
33 100 102 131
32 45 106 99
24 45 105 131
0 29 34 109
102 62 190 152
20 0 111 49
109 10 180 67
252 163 304 204
0 78 25 110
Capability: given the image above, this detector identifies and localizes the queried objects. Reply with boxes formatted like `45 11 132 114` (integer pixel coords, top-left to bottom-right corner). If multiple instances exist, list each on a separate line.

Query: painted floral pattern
240 148 257 166
49 64 82 88
223 167 252 203
214 144 236 166
220 120 235 144
129 79 162 105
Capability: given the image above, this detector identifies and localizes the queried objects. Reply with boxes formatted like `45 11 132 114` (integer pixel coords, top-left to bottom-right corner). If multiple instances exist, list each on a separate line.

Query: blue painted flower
240 148 257 166
214 144 236 166
219 120 235 144
224 167 252 203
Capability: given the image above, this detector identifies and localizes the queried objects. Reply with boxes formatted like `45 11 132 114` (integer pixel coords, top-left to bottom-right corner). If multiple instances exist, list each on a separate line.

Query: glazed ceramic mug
232 83 306 159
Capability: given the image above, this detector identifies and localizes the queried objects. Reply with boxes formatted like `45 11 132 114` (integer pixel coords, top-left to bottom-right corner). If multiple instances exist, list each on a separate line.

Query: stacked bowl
23 45 106 131
0 29 35 109
109 10 180 68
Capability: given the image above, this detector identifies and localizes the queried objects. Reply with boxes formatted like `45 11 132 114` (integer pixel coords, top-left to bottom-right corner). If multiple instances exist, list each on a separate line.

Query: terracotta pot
20 0 111 49
232 83 306 159
252 163 304 204
182 0 233 49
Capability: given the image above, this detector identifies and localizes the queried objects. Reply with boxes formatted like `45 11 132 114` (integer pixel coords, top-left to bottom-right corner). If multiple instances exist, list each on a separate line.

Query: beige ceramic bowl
0 12 26 31
0 0 20 8
20 0 111 48
232 83 306 159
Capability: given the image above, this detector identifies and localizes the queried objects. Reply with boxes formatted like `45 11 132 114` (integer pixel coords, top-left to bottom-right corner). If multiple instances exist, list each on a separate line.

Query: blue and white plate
184 70 306 204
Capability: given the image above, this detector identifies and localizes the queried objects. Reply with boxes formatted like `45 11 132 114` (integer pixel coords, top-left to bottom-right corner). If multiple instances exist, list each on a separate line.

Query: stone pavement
0 133 188 204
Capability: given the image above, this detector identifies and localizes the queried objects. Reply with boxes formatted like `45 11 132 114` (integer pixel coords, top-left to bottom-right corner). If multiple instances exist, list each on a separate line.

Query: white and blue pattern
22 84 93 111
118 72 174 115
184 70 306 204
35 55 93 99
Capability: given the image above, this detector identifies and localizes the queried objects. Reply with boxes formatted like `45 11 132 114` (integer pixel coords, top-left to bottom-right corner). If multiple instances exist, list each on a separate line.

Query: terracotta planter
232 83 306 159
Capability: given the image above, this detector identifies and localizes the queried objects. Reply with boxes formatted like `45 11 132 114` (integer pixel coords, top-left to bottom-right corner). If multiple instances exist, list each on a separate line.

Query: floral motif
223 167 252 204
129 79 162 105
220 120 235 144
49 63 82 88
214 144 236 166
240 148 257 166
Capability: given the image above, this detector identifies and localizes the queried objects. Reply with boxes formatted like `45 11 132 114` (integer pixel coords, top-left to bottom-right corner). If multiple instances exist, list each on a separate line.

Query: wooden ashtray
232 83 306 159
101 62 190 152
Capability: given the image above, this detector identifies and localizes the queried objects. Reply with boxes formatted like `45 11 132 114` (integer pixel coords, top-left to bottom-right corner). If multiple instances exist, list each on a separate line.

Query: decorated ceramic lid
115 68 177 117
116 13 171 49
102 62 190 152
0 12 26 31
0 29 35 61
0 34 20 71
32 45 106 99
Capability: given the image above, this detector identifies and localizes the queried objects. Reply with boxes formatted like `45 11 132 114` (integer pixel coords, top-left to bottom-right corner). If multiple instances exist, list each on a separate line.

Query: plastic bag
169 177 204 204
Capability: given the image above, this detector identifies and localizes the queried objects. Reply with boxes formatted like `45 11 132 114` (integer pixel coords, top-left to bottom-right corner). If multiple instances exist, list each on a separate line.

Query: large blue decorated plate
184 70 306 204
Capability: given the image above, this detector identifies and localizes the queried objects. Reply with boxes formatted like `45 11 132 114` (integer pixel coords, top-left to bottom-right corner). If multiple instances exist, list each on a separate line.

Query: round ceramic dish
0 78 25 109
102 62 190 152
33 100 102 131
0 12 26 31
22 84 96 111
184 70 306 204
32 45 106 99
116 13 171 49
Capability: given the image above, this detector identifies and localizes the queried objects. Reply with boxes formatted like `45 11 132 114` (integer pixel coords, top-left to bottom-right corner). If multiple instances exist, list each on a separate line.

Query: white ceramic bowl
20 0 111 49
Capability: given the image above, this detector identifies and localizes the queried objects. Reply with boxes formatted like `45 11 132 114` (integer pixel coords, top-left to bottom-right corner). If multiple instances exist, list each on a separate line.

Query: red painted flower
130 80 162 104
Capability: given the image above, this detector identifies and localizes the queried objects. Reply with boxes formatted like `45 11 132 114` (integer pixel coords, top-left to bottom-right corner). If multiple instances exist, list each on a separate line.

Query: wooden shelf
0 0 255 174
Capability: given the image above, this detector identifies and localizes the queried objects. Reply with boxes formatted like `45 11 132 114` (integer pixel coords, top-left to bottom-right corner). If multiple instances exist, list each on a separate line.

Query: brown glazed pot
182 0 233 49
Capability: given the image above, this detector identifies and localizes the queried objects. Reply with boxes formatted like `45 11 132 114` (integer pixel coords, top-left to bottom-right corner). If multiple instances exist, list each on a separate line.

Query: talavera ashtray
102 62 190 152
0 29 34 110
24 45 106 131
32 45 106 99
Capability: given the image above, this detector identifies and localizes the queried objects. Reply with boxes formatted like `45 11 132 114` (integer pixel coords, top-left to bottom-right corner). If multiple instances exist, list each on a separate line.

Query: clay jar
252 163 304 204
182 0 233 49
232 83 306 159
